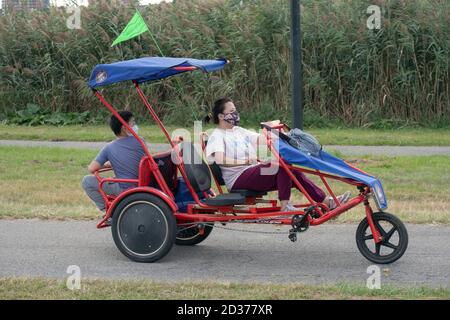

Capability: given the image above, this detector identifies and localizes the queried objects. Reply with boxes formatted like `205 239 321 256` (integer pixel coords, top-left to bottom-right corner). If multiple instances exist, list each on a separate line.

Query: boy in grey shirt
81 111 145 214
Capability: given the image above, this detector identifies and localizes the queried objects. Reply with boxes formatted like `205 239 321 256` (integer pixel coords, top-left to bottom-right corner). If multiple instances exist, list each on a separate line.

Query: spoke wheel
356 212 408 264
176 221 214 246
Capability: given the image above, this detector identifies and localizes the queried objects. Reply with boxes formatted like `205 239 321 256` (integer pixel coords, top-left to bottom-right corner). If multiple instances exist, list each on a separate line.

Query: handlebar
97 167 113 173
260 120 291 132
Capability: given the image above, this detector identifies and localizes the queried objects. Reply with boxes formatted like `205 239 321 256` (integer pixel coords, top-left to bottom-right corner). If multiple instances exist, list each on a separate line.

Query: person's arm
87 160 112 174
213 151 257 167
239 127 267 146
256 133 267 146
87 160 102 174
88 146 110 173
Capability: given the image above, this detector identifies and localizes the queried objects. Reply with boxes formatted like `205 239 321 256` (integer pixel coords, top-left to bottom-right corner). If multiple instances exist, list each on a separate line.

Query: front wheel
111 193 177 263
356 212 408 264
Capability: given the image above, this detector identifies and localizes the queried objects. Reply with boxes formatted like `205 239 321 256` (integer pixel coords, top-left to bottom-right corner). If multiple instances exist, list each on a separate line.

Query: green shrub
4 103 101 126
0 0 448 127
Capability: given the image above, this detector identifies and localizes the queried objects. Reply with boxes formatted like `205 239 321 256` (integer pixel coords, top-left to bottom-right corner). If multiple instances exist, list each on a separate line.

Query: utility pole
290 0 303 129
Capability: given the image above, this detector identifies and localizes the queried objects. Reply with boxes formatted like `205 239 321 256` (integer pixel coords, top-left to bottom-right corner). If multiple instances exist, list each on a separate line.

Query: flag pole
135 9 165 57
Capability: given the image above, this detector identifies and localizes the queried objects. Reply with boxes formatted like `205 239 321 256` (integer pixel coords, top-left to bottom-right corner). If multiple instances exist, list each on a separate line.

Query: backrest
204 140 225 186
203 139 225 186
209 160 225 186
138 157 152 187
139 150 177 190
180 142 211 193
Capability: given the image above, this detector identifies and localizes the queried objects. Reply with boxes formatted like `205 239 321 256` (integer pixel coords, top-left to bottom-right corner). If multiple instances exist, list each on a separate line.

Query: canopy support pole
133 81 175 148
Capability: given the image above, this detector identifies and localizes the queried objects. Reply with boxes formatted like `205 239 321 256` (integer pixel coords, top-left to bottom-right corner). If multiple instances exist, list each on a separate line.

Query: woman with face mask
205 98 350 212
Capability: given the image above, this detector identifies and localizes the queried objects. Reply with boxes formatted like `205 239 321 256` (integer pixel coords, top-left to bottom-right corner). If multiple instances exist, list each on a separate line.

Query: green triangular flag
111 10 149 47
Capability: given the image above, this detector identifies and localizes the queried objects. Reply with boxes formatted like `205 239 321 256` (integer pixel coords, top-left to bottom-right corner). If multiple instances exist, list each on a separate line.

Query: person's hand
271 120 281 126
247 156 259 165
103 161 112 168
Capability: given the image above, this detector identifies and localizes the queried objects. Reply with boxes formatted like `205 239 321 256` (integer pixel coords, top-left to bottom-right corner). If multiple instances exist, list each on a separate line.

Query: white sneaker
281 203 298 212
326 191 351 210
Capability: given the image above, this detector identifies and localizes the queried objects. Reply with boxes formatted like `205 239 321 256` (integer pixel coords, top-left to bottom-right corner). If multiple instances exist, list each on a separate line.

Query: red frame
92 69 383 245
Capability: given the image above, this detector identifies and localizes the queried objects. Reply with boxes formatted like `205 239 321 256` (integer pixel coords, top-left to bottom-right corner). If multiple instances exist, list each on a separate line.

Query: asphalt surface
2 139 450 156
1 219 449 287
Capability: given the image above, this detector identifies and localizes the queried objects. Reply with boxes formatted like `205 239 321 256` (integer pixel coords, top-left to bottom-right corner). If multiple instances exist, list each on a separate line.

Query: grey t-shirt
95 136 146 189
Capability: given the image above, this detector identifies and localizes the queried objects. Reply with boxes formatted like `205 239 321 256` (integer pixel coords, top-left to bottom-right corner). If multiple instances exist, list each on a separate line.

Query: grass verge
1 278 449 300
0 145 449 223
2 124 450 146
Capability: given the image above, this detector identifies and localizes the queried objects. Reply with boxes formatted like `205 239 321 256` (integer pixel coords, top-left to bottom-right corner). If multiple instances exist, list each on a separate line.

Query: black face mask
223 111 240 126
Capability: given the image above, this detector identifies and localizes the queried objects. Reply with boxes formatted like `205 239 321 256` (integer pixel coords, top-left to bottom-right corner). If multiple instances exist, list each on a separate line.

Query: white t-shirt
206 126 260 190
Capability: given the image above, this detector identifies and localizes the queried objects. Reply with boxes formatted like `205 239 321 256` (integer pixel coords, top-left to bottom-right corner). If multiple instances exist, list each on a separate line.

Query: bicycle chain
177 221 289 235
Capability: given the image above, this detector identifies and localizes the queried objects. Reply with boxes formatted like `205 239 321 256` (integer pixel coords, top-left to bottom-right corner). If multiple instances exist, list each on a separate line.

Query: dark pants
231 162 326 202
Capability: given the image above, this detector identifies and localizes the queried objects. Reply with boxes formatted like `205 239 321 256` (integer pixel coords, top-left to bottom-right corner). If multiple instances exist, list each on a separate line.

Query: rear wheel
111 193 176 263
176 221 213 246
356 212 408 264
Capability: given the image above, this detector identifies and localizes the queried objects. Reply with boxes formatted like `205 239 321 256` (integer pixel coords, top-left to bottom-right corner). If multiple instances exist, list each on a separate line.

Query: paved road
1 140 450 156
1 220 449 287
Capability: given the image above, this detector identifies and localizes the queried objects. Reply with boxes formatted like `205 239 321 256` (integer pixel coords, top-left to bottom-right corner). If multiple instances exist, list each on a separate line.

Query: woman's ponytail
205 98 232 124
204 111 213 124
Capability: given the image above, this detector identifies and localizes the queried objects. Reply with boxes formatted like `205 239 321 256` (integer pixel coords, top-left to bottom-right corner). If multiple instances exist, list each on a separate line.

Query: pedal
292 214 310 232
305 205 321 219
288 230 297 242
288 214 310 242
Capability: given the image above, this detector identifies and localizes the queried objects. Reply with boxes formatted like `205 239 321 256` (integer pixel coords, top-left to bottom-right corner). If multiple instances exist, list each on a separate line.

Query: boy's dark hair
205 97 233 124
110 111 133 136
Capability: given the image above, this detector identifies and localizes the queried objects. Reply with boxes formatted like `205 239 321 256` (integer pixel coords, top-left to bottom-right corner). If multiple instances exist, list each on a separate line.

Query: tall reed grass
0 0 448 127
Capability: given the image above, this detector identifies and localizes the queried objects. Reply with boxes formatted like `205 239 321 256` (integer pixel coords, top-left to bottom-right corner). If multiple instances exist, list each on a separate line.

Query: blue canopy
88 57 228 88
275 139 388 210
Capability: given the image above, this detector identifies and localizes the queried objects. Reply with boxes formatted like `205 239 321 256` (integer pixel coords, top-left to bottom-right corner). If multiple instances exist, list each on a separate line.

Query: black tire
111 193 176 263
356 212 408 264
175 221 214 246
